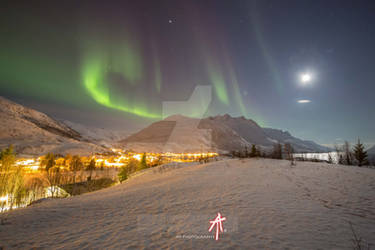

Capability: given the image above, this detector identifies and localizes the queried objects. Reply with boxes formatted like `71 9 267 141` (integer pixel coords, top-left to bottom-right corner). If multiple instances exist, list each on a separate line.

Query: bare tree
45 166 62 198
0 146 27 214
244 146 249 158
68 155 83 195
334 144 344 164
86 158 96 181
69 155 83 184
343 141 353 165
40 153 64 197
0 146 16 205
284 143 295 165
7 165 26 211
327 153 333 164
272 143 283 159
25 177 45 203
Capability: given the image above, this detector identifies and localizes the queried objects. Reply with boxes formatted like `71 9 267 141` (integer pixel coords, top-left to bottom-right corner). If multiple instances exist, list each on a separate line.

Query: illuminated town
0 149 219 212
15 150 219 172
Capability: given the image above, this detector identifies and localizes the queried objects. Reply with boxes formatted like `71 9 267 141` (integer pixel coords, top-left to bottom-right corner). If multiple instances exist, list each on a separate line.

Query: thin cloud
297 99 311 104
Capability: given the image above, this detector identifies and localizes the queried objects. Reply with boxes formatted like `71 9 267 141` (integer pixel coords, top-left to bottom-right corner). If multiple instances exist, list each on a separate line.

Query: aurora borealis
81 35 161 119
0 1 262 122
1 0 375 146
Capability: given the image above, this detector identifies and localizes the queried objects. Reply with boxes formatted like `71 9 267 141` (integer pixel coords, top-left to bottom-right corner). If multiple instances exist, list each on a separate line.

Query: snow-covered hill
120 114 330 153
2 159 374 249
0 96 108 156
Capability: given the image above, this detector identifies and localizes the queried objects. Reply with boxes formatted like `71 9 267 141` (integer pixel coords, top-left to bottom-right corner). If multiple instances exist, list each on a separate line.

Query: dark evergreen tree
139 153 148 170
250 145 258 157
118 166 128 183
353 139 368 167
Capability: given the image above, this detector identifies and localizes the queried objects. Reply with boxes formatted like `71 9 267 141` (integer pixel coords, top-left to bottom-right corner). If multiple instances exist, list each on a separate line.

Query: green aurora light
0 20 266 125
206 62 230 105
81 40 162 119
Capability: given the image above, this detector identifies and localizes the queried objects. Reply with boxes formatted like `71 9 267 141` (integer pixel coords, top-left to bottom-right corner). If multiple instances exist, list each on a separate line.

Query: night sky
1 0 374 146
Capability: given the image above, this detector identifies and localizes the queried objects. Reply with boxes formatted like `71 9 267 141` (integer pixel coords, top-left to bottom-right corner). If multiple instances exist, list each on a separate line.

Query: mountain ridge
0 96 330 155
0 96 108 156
120 114 330 153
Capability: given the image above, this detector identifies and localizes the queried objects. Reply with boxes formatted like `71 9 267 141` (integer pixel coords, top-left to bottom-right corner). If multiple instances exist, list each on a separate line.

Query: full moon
300 73 312 83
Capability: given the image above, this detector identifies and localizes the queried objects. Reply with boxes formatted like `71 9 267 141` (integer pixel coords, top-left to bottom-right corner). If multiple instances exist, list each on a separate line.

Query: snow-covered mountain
0 96 108 156
368 145 375 155
367 145 375 163
119 114 330 153
62 120 130 147
263 128 330 153
0 96 330 156
118 115 220 153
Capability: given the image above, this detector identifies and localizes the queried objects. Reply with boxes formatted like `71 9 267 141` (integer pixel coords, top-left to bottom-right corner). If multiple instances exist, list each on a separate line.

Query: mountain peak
120 113 328 153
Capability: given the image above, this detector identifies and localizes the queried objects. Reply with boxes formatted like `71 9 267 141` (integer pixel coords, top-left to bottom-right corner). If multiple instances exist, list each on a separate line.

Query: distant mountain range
61 120 130 147
120 114 330 153
366 145 375 164
368 145 375 155
0 96 330 156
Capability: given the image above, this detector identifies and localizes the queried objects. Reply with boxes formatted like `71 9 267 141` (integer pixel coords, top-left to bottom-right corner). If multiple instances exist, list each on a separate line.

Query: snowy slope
2 159 375 249
0 96 108 156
